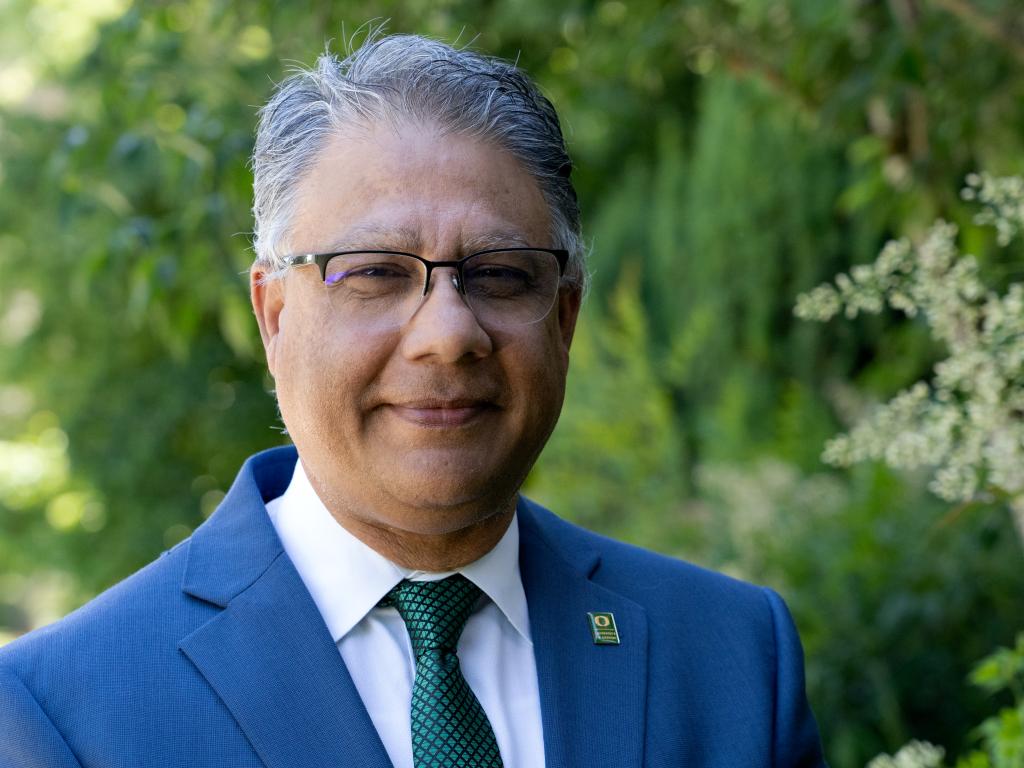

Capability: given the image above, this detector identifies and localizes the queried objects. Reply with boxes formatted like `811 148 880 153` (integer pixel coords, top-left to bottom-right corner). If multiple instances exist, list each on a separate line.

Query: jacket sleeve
0 664 84 768
762 588 829 768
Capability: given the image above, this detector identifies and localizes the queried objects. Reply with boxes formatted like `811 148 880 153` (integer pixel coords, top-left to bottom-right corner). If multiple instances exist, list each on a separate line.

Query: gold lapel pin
587 612 620 645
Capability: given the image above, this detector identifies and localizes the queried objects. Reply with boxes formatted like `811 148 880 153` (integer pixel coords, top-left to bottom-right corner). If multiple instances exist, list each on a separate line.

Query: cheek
503 331 568 425
275 313 397 435
274 316 346 422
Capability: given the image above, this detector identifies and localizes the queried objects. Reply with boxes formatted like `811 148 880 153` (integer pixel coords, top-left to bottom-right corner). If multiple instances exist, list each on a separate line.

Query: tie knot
381 574 483 654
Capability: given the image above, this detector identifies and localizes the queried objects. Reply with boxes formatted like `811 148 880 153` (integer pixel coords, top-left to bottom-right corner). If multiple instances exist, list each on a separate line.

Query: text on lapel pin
587 612 620 645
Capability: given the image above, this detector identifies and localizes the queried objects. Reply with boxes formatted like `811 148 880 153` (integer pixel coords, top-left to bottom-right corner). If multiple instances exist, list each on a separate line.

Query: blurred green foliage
870 634 1024 767
959 633 1024 767
1 2 1023 766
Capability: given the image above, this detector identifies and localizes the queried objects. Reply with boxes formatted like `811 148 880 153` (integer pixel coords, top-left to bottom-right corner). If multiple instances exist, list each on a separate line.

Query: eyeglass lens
321 250 561 329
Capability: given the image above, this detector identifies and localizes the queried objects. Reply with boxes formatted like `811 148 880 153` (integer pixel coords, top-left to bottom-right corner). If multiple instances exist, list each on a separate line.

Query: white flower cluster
961 172 1024 247
866 740 946 768
696 459 848 576
796 174 1024 531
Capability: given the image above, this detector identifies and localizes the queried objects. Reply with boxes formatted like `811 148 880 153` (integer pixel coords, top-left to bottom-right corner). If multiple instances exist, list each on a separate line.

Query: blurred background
1 1 1023 766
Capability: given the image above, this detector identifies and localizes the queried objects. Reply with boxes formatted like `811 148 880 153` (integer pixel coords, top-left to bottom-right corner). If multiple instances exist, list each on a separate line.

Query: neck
315 492 516 572
300 461 518 571
335 507 515 572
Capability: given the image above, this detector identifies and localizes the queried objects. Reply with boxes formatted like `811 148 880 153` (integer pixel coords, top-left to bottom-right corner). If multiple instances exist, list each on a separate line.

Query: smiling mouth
386 400 498 428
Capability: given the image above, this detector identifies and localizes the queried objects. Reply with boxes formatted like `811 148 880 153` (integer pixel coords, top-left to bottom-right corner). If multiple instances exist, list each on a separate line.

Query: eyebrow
463 230 534 251
322 224 422 253
320 226 534 255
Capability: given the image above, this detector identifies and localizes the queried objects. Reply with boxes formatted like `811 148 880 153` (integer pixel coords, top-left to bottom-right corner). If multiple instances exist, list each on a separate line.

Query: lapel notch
179 447 393 768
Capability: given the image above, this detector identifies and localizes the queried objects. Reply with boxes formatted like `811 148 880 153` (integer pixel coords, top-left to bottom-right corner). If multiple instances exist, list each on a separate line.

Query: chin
381 445 518 495
386 474 511 517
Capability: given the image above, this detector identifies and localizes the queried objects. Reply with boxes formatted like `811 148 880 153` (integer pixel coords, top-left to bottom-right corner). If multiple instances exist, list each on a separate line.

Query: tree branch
928 0 1024 66
719 50 821 122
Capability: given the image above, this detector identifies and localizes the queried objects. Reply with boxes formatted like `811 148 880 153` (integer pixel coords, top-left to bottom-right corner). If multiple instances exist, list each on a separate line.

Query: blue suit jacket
0 447 825 767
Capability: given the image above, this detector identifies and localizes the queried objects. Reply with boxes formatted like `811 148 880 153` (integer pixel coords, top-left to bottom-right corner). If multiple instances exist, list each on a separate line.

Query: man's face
252 122 580 538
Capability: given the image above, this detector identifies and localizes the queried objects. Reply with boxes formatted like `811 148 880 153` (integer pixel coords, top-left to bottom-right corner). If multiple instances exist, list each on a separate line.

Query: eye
464 263 534 298
462 249 551 300
468 264 532 280
324 253 419 287
329 264 410 283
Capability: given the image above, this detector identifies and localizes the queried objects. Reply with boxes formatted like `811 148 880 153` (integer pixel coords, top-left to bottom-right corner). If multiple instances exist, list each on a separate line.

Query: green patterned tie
381 575 504 768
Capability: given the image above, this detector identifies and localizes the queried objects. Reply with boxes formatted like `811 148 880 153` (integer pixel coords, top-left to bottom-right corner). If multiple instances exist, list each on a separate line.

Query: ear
556 286 582 352
250 263 285 378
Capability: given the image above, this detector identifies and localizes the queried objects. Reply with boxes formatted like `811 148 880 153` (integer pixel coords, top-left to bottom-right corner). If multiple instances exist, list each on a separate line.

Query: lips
386 399 498 428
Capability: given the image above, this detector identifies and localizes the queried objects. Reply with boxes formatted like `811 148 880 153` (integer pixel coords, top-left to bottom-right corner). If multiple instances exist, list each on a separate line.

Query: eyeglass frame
283 246 570 297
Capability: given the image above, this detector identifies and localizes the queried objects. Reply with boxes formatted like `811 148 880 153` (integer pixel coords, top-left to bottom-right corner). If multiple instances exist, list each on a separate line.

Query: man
0 33 826 767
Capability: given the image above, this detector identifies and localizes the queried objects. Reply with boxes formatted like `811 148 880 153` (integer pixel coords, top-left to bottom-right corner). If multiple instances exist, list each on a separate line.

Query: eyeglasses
284 247 569 330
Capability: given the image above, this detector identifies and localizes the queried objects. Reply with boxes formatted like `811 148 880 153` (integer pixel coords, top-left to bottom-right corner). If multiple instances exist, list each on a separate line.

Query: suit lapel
518 500 649 768
179 448 393 768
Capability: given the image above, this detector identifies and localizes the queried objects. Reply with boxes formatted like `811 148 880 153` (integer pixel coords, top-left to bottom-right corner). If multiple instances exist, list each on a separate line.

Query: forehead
287 122 553 255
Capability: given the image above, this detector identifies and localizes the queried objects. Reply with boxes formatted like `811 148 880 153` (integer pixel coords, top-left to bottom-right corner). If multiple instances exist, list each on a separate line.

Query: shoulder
519 498 826 764
0 541 212 702
519 495 787 638
521 495 770 595
0 446 295 677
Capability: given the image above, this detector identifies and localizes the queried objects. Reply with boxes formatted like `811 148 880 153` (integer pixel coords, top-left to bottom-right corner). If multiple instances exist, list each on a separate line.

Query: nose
399 266 493 363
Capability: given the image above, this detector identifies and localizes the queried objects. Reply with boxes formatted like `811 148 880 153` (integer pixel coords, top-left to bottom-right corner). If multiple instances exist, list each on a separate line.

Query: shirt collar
265 458 531 645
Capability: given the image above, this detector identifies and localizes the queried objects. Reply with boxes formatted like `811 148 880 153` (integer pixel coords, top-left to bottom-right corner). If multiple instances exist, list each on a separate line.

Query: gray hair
251 32 586 290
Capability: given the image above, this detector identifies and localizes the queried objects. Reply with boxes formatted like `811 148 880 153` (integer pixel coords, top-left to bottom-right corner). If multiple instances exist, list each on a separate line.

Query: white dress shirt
264 460 545 768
